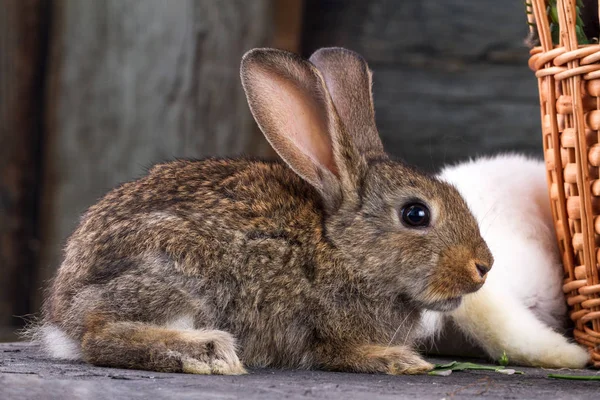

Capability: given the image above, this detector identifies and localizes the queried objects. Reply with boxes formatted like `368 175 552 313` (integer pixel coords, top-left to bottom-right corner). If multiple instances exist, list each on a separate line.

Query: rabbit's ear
309 48 385 160
241 48 363 209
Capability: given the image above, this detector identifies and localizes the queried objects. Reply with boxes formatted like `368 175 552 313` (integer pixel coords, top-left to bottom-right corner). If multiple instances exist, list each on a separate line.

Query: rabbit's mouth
422 296 463 312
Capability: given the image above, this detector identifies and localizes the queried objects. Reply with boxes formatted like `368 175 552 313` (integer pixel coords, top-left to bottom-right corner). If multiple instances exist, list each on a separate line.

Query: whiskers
384 307 417 353
477 199 503 238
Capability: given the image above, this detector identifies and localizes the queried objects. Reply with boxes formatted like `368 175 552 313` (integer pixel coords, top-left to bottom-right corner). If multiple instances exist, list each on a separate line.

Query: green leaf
548 374 600 381
525 0 593 45
498 351 509 367
428 369 453 376
549 3 559 24
551 23 560 44
576 26 589 44
432 361 523 375
445 362 500 372
433 361 459 369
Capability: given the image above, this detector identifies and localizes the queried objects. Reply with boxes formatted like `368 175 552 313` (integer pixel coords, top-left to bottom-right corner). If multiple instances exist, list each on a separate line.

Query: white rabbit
418 153 590 368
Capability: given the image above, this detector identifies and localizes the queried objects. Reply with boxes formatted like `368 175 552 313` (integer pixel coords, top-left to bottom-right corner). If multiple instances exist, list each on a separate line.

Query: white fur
417 310 444 339
419 154 590 368
39 325 82 360
165 314 196 330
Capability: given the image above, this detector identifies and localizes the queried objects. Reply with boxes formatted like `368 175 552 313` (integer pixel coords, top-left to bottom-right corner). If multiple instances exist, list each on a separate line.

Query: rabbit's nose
475 263 491 278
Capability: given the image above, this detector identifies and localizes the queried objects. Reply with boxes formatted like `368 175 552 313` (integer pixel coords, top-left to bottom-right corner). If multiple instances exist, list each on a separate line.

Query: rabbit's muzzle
417 244 494 311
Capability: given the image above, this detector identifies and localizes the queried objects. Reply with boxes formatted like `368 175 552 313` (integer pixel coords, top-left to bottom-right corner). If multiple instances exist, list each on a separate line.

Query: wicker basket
528 0 600 367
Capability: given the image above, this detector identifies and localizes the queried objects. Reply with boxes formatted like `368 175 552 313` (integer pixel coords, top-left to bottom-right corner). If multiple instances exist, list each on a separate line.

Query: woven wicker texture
528 0 600 367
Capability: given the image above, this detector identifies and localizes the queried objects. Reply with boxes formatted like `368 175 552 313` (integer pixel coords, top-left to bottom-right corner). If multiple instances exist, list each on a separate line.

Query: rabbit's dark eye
400 203 430 228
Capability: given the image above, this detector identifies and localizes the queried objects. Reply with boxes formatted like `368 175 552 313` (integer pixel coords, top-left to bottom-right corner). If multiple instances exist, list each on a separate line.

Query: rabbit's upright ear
241 48 364 210
309 48 386 160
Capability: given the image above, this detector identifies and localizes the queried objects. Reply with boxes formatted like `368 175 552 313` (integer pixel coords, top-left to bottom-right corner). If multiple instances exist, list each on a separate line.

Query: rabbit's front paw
325 344 434 375
181 356 246 375
178 330 247 375
382 347 434 375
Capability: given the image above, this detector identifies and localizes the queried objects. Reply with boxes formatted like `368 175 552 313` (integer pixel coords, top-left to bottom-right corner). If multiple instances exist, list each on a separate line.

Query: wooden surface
35 0 281 309
2 342 599 400
303 0 542 170
0 0 49 336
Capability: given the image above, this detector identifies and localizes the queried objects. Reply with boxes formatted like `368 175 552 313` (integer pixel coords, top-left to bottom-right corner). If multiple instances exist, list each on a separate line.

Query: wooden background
0 0 540 339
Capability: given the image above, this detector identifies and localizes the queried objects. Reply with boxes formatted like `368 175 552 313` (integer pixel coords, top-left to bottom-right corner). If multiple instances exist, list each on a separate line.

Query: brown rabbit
34 48 493 375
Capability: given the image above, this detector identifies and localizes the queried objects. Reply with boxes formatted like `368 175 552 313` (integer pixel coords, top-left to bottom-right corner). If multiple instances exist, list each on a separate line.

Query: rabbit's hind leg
80 315 246 375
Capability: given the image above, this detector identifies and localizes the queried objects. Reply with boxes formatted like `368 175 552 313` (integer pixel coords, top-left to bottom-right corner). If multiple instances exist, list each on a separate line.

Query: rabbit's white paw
530 341 590 369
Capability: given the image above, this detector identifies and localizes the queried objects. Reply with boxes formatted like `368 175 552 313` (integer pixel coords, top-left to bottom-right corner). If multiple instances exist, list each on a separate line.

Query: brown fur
38 48 493 375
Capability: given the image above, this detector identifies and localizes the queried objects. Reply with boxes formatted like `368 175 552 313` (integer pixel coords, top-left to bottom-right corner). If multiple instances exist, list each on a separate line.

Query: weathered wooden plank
303 0 531 65
372 65 541 169
35 0 284 308
273 0 304 52
3 342 599 399
302 0 543 171
0 0 49 335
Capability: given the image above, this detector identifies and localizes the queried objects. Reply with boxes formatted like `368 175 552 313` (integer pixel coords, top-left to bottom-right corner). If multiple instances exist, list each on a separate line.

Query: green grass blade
548 374 600 381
